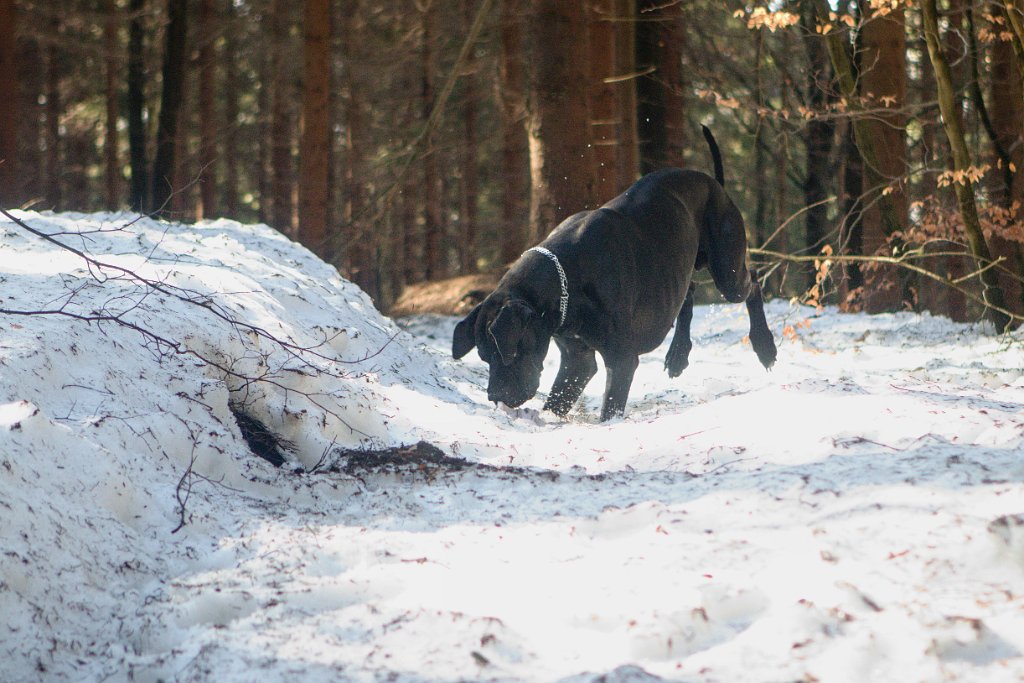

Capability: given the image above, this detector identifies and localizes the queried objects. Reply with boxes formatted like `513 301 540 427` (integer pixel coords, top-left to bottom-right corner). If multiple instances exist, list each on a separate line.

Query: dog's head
452 294 551 408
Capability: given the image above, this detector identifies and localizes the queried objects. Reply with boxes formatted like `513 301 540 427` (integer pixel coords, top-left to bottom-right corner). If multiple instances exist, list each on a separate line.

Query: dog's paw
749 329 777 370
754 340 777 370
664 349 690 378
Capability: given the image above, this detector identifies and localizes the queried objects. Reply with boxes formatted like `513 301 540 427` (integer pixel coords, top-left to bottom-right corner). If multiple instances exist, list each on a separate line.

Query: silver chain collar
527 246 568 328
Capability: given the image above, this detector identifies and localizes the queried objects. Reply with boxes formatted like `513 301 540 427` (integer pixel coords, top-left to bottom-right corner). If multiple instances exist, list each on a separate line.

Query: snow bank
2 211 1023 682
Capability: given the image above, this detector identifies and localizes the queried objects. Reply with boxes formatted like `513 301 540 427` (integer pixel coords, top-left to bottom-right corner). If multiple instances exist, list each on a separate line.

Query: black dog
453 127 777 421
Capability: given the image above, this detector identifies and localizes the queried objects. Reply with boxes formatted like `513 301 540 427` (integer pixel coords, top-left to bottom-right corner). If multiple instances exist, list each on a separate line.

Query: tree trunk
299 0 331 256
421 0 445 279
753 29 770 248
222 0 239 218
990 10 1024 206
589 0 619 200
913 10 963 321
636 0 686 174
1002 0 1024 81
835 2 862 303
459 0 480 273
615 0 638 187
987 5 1024 312
342 0 373 295
150 0 188 214
197 0 217 219
962 5 1013 202
257 32 272 224
128 0 148 212
269 0 295 233
45 7 62 210
812 0 902 239
401 98 420 284
922 0 1011 332
0 0 19 207
838 121 864 302
400 15 420 287
16 25 40 205
102 0 120 210
800 1 835 266
774 130 791 296
857 0 907 312
526 0 594 241
498 0 529 265
170 96 190 216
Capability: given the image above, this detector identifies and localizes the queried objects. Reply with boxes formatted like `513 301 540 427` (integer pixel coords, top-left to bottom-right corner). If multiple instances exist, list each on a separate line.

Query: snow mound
2 211 1024 682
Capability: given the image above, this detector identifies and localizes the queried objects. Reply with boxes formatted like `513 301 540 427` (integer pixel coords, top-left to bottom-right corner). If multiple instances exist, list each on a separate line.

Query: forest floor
2 211 1024 682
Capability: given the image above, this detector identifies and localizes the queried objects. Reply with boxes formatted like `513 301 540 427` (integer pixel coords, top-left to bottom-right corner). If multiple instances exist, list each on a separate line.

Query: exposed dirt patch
387 271 503 317
332 440 471 475
320 440 572 482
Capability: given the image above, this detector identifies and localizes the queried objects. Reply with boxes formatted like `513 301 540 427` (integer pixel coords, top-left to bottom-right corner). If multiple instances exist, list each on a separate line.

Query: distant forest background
0 0 1022 329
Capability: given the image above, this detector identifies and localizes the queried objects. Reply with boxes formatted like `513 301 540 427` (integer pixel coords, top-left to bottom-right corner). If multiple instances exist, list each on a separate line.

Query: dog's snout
487 374 534 407
487 386 527 408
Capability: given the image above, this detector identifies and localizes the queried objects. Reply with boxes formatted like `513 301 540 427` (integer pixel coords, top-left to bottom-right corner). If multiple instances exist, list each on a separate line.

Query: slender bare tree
421 0 446 279
459 0 481 273
222 0 240 218
44 5 62 210
922 0 1010 331
103 0 120 210
150 0 188 214
197 0 217 218
269 0 295 232
299 0 332 256
127 0 148 212
0 0 19 207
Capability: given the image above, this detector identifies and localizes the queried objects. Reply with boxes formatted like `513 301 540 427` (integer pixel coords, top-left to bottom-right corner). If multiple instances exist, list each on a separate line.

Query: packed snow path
2 212 1023 682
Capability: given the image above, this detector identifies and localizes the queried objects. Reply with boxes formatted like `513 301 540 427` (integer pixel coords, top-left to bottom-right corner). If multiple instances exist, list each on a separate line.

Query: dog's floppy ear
452 304 481 359
487 300 532 366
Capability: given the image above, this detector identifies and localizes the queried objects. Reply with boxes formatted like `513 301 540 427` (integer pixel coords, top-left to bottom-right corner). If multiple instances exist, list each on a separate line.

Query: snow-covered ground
2 210 1023 682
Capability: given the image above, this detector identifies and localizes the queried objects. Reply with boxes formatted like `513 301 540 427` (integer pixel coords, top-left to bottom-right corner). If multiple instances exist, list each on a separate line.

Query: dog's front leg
600 352 640 421
665 283 695 378
544 336 598 416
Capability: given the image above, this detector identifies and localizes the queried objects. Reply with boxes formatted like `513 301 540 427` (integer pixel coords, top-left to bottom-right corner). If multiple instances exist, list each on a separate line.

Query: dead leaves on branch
804 244 834 313
733 2 905 36
978 11 1017 44
865 0 908 18
903 197 1024 246
734 8 800 33
937 165 993 188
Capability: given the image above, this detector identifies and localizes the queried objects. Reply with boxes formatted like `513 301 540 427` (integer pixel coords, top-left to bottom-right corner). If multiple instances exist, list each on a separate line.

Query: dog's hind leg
705 199 757 304
544 336 598 416
744 270 777 369
600 352 640 421
704 212 776 368
665 283 695 378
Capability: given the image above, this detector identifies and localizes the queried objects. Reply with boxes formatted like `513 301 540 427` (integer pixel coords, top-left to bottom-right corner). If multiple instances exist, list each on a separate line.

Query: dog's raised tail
701 125 725 187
